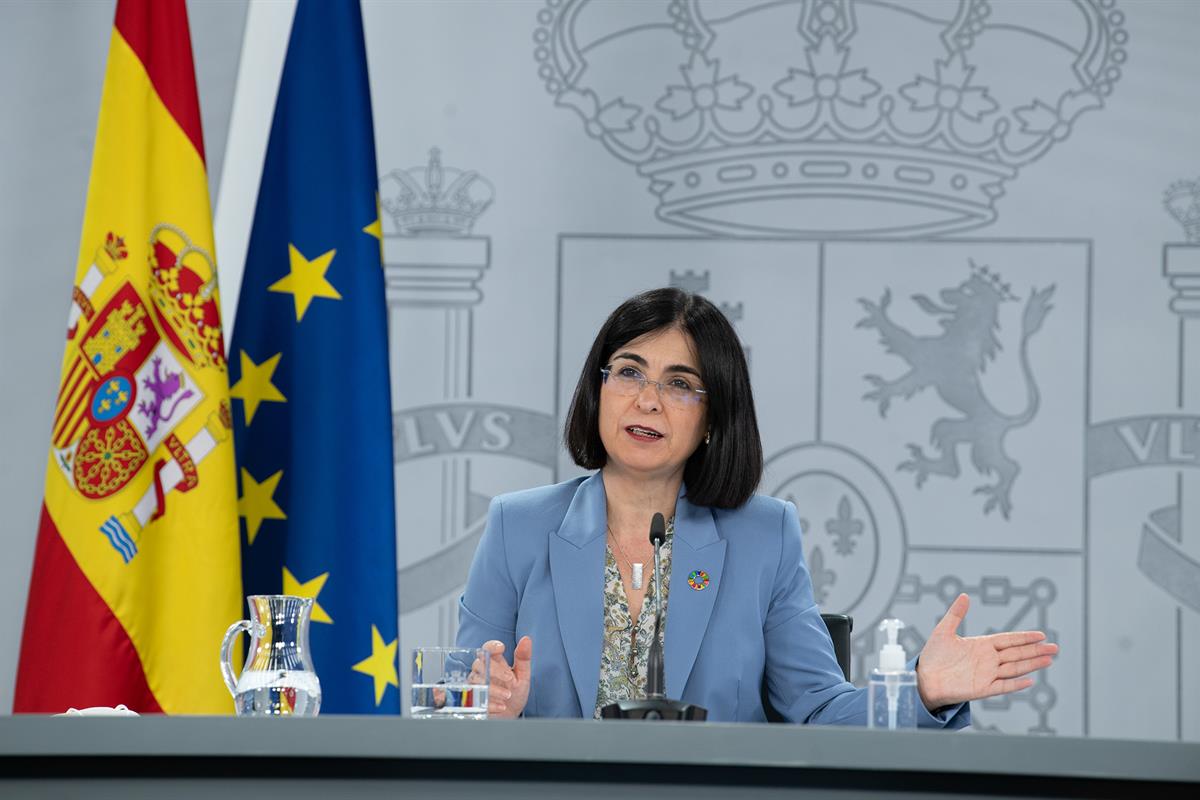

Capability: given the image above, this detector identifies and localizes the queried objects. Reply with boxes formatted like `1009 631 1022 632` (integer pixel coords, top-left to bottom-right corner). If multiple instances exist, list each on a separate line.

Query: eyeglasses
600 366 707 409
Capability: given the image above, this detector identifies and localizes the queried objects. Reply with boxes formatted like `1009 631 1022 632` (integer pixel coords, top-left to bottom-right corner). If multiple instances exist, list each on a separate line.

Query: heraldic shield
51 224 232 563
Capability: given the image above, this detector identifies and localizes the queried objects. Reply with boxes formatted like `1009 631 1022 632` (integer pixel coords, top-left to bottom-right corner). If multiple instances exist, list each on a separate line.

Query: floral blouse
593 518 673 718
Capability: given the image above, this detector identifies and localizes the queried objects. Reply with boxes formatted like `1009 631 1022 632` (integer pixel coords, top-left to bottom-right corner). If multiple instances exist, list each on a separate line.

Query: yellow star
238 468 286 545
269 244 341 322
351 625 398 706
363 193 383 265
229 350 286 425
363 194 383 240
282 567 333 624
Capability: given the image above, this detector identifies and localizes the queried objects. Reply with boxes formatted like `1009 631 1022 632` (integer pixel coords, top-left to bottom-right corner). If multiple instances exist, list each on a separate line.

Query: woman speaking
456 288 1056 723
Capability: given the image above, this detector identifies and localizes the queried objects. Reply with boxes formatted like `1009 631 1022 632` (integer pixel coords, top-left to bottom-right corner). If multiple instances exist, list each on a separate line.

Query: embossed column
1163 243 1200 740
384 237 487 406
383 236 488 648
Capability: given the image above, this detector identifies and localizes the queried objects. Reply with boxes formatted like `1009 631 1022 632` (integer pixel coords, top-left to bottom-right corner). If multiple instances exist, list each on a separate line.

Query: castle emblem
856 263 1055 518
82 299 148 373
535 0 1126 237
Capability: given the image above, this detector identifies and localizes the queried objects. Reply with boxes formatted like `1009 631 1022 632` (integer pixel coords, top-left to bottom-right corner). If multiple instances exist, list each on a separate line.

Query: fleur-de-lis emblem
825 495 864 556
808 545 836 604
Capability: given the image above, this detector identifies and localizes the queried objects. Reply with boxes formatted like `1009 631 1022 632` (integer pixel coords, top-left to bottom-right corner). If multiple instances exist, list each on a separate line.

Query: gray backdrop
2 0 1198 742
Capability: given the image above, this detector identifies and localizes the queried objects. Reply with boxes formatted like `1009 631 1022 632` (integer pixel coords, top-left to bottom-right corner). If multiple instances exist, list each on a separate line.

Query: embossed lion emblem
856 263 1055 519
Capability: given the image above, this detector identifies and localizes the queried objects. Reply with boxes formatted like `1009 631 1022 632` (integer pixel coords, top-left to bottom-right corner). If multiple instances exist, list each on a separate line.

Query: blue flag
229 0 399 714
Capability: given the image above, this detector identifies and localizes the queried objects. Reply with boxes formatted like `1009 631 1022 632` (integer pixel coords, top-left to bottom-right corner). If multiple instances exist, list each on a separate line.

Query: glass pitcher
220 595 322 716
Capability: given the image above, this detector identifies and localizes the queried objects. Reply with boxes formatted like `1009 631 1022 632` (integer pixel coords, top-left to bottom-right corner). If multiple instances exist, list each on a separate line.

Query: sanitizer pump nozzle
878 618 907 671
872 618 913 730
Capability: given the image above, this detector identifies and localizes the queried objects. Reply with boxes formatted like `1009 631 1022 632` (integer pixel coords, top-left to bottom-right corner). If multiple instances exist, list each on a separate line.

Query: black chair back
762 613 853 722
821 613 853 681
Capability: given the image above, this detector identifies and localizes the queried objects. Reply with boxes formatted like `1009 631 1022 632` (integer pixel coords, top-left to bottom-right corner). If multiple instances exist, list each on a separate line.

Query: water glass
411 647 489 719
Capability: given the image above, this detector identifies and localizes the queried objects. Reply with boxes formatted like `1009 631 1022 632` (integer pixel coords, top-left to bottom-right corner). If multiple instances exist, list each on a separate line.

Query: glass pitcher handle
220 619 252 697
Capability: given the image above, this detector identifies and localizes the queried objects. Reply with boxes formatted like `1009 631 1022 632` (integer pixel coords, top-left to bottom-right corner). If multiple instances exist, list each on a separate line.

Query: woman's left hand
915 593 1058 711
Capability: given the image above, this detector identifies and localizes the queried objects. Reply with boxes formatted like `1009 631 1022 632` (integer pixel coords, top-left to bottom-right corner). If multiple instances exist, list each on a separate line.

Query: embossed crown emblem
535 0 1127 237
1164 179 1200 243
147 224 226 370
968 259 1016 302
380 148 494 237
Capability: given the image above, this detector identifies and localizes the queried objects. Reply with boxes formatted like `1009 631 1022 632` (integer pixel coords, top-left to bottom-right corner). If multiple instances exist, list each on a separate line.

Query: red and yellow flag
14 0 241 714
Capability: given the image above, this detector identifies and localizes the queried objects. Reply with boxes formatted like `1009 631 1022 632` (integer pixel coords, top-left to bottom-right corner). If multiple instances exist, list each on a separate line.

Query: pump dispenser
877 618 907 670
868 618 918 729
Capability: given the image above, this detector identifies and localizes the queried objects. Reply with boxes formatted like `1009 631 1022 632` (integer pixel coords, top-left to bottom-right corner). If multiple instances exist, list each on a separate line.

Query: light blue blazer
457 473 969 727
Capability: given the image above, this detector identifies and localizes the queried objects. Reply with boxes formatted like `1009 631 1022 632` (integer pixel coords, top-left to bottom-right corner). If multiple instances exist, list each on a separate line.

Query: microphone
599 510 707 721
649 512 666 547
646 512 666 698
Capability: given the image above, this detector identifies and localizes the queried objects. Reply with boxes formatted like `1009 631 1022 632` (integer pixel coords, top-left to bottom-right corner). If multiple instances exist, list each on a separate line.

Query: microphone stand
600 512 707 721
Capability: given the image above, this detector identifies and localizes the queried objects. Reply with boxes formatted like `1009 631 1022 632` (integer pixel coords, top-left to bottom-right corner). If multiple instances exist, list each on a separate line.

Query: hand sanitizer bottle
868 618 918 730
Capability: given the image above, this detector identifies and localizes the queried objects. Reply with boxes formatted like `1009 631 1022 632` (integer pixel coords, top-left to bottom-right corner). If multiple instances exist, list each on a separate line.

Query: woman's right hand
476 636 533 718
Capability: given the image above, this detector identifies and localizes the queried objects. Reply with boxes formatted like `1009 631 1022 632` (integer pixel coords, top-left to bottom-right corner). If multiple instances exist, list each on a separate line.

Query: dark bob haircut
564 287 762 509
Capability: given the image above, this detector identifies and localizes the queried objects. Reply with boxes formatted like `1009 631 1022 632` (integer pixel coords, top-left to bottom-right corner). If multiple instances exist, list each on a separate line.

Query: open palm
915 594 1058 710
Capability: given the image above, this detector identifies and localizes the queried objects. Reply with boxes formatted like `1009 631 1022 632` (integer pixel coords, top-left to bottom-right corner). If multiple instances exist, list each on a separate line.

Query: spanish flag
14 0 241 714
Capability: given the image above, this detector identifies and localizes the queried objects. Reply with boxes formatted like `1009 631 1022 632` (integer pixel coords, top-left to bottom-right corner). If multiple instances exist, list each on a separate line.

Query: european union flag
229 0 399 714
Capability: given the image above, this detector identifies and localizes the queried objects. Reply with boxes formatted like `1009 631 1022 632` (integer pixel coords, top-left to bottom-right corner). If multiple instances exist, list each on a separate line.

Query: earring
704 430 711 445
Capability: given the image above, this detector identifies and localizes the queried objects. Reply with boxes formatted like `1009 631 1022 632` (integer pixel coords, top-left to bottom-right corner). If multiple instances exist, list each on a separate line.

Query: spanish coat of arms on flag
14 0 241 715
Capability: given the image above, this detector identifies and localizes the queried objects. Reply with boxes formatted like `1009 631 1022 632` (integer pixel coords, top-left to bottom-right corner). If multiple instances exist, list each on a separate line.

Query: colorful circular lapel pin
687 570 710 591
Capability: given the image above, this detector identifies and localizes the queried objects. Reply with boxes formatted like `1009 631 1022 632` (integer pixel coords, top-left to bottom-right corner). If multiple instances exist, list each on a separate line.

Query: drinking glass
410 647 488 719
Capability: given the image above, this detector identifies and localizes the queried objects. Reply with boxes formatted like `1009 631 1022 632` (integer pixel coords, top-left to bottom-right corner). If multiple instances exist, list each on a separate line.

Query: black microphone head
649 512 666 546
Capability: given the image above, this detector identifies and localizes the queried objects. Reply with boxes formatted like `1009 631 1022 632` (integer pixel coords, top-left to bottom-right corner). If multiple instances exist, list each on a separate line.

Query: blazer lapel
664 494 726 699
548 472 607 717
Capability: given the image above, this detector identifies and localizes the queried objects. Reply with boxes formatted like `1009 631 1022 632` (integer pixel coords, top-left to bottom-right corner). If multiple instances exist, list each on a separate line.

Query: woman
457 288 1056 723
